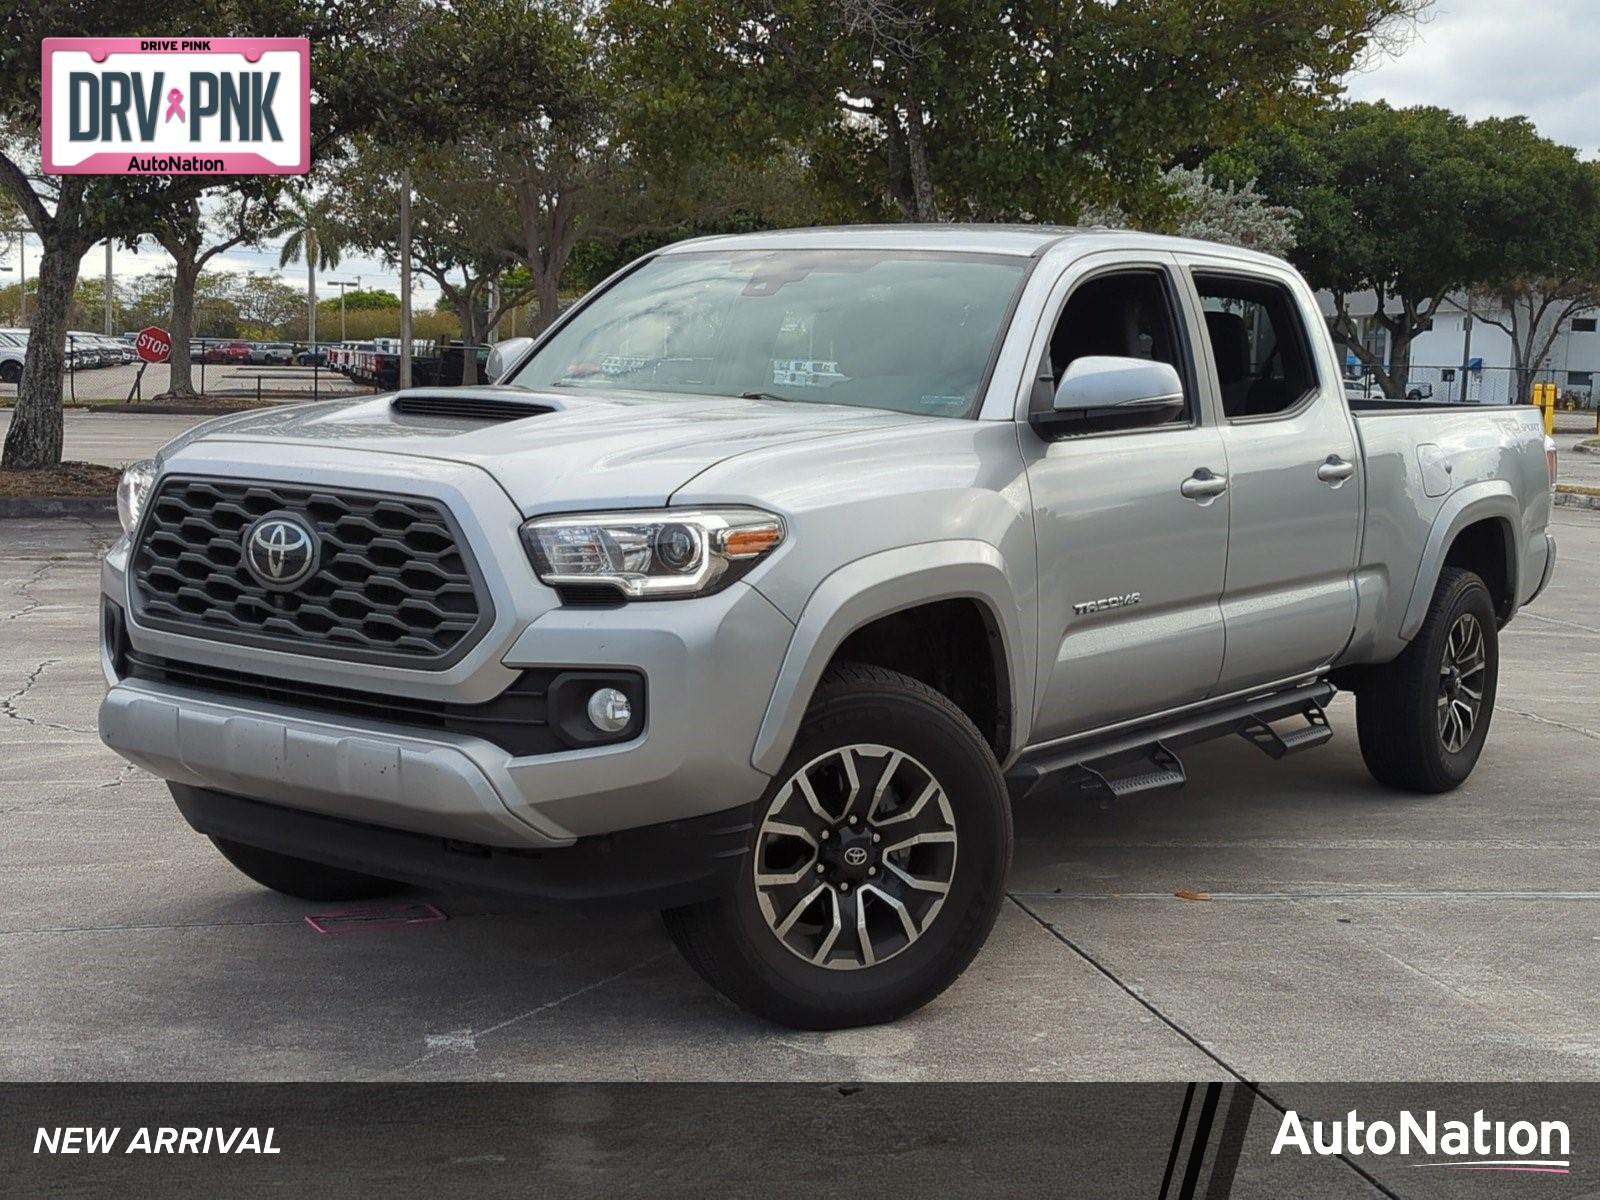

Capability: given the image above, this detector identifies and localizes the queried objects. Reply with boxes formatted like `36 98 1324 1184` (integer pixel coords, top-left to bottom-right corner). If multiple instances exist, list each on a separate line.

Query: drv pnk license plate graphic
42 37 309 175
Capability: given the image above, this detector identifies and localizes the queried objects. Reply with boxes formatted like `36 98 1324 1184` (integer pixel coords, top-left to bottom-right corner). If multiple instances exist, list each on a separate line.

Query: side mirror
1034 355 1186 436
486 336 536 383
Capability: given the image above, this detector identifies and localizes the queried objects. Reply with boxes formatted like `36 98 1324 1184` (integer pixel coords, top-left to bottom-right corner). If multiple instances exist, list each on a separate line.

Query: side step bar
1005 679 1335 803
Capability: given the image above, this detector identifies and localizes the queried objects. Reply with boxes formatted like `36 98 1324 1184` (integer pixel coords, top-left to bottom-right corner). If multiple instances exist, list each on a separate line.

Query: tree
1216 104 1503 397
333 138 533 380
276 192 346 347
0 0 555 467
1080 166 1300 257
1218 104 1599 400
0 119 196 465
610 0 1427 226
149 187 284 395
1464 136 1600 403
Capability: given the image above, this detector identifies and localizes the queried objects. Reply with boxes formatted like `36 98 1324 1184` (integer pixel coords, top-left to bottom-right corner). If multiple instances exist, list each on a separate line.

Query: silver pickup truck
99 226 1557 1030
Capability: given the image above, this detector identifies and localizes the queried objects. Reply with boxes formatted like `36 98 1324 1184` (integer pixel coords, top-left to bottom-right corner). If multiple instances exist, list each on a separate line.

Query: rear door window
1193 274 1319 419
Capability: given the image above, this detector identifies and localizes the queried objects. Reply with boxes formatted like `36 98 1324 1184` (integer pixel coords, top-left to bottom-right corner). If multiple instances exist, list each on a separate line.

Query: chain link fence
1346 364 1594 409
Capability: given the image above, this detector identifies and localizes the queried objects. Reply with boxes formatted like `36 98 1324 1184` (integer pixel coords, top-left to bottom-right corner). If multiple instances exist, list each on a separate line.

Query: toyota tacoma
99 226 1558 1029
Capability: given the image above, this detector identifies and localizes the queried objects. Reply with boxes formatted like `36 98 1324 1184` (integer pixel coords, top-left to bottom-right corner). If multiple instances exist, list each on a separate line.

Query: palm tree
277 194 344 346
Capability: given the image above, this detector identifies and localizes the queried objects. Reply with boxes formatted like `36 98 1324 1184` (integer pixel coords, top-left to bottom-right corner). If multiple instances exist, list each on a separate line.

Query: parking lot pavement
1562 433 1600 490
1 508 1596 1083
0 361 368 404
0 410 204 469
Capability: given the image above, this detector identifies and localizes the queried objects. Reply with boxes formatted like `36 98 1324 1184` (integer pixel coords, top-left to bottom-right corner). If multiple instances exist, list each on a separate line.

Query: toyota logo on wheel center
243 514 319 590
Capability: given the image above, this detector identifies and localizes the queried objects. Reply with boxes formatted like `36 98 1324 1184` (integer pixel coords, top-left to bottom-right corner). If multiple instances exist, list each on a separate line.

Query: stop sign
135 326 172 364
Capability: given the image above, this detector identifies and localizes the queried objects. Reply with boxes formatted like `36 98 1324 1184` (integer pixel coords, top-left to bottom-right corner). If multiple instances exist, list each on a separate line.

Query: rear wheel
1355 566 1499 793
0 360 20 384
663 662 1012 1029
209 837 407 902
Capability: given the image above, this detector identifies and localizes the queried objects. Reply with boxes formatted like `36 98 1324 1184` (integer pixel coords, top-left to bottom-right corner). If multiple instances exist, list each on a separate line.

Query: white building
1315 290 1600 405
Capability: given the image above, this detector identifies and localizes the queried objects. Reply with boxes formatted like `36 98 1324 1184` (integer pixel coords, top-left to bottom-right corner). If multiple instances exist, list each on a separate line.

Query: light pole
399 168 413 390
7 228 26 324
104 240 114 335
328 277 360 342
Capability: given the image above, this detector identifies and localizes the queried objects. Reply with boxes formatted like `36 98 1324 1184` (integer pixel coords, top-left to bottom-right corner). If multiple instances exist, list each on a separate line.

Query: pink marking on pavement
305 902 448 935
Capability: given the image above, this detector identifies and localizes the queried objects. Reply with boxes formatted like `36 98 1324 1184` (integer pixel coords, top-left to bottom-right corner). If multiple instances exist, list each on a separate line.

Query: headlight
521 508 785 599
116 459 157 533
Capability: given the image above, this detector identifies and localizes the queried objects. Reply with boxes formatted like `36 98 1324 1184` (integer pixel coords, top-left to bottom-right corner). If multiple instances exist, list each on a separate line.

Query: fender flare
749 540 1031 776
1398 481 1521 642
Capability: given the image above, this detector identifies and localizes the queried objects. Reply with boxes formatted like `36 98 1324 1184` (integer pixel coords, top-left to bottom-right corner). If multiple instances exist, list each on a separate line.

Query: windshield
509 249 1029 418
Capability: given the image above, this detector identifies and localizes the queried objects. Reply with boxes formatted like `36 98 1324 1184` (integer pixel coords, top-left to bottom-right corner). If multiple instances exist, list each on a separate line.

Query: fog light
586 687 632 733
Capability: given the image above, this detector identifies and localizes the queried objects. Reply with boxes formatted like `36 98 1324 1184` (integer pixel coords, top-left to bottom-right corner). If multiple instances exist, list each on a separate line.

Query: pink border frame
41 37 310 175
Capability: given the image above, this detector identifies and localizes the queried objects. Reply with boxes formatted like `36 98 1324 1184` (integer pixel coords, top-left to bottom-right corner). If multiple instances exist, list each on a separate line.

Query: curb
0 496 117 519
1554 488 1600 511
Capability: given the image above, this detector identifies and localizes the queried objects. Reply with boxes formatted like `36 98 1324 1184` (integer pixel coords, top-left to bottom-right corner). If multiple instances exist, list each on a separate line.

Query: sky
1343 0 1600 157
4 0 1594 325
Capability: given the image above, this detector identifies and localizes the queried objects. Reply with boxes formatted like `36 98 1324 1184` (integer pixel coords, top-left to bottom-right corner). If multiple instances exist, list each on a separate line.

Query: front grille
129 476 491 667
119 647 568 757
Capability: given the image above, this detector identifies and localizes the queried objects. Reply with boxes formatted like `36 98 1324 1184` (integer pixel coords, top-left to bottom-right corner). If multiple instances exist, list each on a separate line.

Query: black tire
209 837 407 902
0 361 20 384
1355 566 1499 793
662 662 1012 1029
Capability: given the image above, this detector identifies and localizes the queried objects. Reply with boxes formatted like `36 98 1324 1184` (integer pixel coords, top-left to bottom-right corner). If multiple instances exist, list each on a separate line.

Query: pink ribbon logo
164 88 185 123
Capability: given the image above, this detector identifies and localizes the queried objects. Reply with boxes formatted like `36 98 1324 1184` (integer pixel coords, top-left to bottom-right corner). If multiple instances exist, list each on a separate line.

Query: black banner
3 1083 1597 1198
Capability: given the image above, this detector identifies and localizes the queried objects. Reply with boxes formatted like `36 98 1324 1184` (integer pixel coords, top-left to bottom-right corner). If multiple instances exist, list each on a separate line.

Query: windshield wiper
738 391 795 403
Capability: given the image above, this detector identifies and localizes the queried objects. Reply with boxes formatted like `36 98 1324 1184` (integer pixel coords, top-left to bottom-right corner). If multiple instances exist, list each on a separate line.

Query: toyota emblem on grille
243 513 320 590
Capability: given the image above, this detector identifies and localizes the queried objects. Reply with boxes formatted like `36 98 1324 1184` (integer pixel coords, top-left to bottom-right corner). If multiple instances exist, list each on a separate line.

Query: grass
0 460 121 498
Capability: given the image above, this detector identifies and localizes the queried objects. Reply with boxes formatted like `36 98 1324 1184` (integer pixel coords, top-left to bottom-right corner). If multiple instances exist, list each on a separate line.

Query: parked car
203 341 253 365
0 329 25 383
67 331 114 367
250 343 296 365
327 340 374 376
295 343 333 366
100 227 1557 1030
1343 377 1436 403
96 335 133 365
371 343 492 390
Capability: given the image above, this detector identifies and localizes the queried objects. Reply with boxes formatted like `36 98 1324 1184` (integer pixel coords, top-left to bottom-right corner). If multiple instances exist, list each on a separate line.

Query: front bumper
98 449 797 851
171 784 756 910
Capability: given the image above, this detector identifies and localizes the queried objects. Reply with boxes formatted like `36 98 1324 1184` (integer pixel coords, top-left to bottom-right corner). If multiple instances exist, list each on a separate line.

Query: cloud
1345 0 1600 156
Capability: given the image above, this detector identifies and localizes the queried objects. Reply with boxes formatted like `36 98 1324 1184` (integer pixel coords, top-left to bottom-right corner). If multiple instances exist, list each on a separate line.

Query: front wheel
663 663 1012 1029
1355 567 1499 793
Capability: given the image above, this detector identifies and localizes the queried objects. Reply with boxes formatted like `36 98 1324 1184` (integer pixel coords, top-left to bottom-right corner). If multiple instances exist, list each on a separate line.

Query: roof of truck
659 223 1292 266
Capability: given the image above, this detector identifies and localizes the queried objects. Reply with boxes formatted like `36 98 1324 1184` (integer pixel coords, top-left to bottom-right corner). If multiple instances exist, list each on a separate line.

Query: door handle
1180 468 1229 503
1317 455 1356 485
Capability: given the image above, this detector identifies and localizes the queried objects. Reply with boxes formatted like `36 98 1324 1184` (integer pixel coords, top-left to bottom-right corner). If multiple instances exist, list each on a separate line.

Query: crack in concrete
376 949 674 1079
68 515 116 558
1518 610 1600 637
0 657 94 734
1504 705 1600 743
98 761 142 789
1010 895 1402 1198
3 559 57 623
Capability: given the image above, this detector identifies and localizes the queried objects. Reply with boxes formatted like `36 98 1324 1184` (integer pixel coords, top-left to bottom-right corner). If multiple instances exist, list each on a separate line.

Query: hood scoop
391 389 558 423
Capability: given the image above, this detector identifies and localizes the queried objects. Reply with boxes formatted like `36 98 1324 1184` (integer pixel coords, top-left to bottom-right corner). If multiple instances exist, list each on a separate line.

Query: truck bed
1340 400 1552 665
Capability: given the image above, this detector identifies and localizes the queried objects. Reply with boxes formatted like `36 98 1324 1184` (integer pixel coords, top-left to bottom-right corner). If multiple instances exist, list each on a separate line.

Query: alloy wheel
752 743 958 970
1438 612 1487 753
